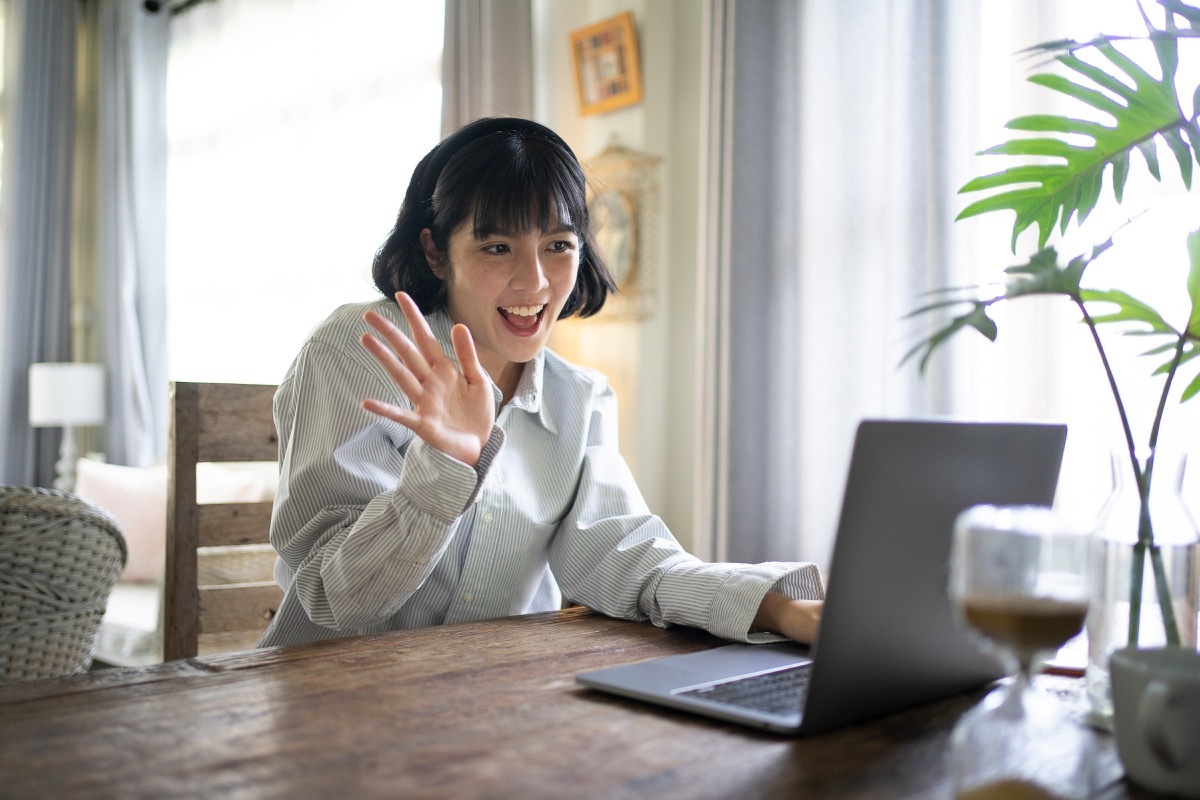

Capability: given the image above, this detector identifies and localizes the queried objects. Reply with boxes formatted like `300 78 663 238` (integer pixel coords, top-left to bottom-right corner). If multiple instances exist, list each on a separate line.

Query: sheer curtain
696 0 1058 569
0 0 168 482
165 0 445 387
0 0 79 487
92 1 170 468
2 0 526 479
698 0 1200 570
441 0 533 134
164 0 542 387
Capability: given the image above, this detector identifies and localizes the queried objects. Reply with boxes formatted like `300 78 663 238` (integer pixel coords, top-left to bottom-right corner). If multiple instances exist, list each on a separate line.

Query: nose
509 247 548 292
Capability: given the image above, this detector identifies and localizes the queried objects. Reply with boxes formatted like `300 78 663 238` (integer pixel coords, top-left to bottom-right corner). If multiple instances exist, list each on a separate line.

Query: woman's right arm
270 332 500 632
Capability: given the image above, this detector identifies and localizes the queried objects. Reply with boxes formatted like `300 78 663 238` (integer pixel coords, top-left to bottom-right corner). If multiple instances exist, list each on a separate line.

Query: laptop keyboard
677 663 812 716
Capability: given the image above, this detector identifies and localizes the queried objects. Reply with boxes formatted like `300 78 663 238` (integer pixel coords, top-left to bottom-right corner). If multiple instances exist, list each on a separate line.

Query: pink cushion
74 459 266 583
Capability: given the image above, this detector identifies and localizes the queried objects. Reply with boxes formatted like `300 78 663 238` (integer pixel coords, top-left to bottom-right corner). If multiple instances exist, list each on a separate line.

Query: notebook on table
575 418 1068 735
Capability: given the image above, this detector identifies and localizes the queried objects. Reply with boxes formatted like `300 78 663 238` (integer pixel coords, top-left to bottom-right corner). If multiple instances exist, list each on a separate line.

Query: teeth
502 305 543 317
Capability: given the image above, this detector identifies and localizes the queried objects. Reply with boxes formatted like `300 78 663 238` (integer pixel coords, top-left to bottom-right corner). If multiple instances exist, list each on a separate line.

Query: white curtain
696 0 1197 570
162 0 533 386
441 0 533 134
697 0 1004 569
93 0 170 468
0 0 79 487
164 0 444 387
0 0 168 483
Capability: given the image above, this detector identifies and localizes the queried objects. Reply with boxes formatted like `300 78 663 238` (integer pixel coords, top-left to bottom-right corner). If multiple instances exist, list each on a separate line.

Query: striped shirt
257 299 824 648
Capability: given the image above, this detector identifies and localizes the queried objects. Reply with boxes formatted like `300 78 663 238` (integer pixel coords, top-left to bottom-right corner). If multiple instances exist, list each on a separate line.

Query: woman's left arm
547 381 824 644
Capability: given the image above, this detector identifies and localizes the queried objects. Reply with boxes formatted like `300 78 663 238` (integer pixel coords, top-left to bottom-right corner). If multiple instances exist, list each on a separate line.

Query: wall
531 0 703 550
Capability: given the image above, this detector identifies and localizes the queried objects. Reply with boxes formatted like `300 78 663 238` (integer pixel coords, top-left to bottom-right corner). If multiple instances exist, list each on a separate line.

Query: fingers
450 324 489 386
395 292 446 367
357 295 494 465
360 330 426 401
363 308 429 383
360 397 420 429
361 293 494 415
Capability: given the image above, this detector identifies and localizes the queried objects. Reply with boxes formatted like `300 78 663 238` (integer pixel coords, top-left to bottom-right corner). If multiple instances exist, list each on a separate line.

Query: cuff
464 425 505 507
396 426 506 521
710 562 825 643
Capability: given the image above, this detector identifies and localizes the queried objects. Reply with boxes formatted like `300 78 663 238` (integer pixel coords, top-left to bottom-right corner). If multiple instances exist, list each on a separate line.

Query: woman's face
423 221 580 385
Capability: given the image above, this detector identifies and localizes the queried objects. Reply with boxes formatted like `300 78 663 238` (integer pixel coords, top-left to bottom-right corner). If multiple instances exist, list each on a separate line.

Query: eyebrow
473 224 577 239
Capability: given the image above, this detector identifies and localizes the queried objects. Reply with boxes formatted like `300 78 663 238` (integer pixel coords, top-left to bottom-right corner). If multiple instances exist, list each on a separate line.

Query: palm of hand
360 293 495 467
402 341 495 464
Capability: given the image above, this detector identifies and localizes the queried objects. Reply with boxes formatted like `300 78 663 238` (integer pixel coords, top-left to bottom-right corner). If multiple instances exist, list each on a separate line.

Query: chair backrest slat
198 583 284 634
194 383 279 463
196 503 273 548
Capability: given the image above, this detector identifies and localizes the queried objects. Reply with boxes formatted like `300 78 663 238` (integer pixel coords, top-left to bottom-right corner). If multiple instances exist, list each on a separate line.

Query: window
165 0 445 384
967 0 1200 514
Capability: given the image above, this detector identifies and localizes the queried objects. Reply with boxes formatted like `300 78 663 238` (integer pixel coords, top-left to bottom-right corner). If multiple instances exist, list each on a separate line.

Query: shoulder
540 349 616 426
305 298 395 348
279 298 396 394
539 349 619 441
543 348 612 399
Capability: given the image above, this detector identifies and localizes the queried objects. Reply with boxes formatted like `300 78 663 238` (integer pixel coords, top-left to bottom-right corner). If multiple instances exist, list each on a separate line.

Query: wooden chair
163 382 282 661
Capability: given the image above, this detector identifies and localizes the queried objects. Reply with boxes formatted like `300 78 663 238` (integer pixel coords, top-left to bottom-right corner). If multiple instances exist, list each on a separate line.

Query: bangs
470 172 580 237
431 133 589 239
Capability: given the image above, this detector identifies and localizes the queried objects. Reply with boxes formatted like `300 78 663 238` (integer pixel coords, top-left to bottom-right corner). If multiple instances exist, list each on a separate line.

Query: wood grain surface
0 608 1155 800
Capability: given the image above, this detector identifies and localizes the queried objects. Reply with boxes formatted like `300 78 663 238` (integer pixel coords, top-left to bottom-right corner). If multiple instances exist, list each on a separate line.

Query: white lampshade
28 362 106 427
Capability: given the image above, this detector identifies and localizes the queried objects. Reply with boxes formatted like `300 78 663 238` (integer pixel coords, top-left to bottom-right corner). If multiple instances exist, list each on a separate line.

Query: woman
257 117 823 649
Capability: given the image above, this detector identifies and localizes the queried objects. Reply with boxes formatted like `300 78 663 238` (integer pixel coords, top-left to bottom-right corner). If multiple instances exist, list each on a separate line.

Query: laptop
575 418 1068 735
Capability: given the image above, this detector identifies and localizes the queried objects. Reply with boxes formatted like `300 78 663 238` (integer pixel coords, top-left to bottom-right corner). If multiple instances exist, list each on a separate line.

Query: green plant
905 0 1200 646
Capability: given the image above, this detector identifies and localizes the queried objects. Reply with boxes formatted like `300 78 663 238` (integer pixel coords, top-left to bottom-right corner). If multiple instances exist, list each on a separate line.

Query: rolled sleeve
657 561 825 643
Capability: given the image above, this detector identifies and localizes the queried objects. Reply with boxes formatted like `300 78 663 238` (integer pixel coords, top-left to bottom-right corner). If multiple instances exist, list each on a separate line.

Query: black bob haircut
371 117 617 318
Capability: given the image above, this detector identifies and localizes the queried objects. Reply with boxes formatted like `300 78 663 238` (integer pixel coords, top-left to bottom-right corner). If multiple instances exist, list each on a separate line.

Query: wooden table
0 607 1156 799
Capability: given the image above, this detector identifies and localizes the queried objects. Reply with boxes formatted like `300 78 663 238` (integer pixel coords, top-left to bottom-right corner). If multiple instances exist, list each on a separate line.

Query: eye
548 239 577 253
483 242 511 255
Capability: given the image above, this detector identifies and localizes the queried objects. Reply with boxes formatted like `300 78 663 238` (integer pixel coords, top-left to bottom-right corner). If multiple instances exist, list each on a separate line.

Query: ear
419 228 447 279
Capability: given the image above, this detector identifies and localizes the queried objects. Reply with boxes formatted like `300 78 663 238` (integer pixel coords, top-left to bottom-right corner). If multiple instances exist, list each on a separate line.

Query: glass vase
1084 449 1200 726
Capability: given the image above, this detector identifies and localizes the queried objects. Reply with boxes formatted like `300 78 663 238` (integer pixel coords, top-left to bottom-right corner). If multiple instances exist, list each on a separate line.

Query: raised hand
359 292 495 467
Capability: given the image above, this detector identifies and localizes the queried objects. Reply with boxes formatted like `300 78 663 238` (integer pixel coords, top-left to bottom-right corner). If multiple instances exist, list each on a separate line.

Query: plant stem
1075 300 1140 484
1130 540 1147 644
1075 300 1187 647
1140 333 1190 646
1146 333 1187 455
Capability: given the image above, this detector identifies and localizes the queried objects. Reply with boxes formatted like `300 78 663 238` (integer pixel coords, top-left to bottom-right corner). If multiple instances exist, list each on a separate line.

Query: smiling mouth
499 304 545 331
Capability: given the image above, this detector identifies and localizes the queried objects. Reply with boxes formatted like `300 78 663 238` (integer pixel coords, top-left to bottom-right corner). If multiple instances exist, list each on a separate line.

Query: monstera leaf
904 231 1200 404
957 20 1196 251
908 4 1200 395
902 241 1108 372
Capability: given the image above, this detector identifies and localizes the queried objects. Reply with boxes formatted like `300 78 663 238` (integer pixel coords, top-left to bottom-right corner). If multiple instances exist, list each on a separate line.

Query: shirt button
463 593 474 604
415 556 428 565
483 512 494 523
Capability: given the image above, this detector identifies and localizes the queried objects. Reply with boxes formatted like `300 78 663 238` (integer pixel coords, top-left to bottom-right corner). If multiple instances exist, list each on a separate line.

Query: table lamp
28 362 106 492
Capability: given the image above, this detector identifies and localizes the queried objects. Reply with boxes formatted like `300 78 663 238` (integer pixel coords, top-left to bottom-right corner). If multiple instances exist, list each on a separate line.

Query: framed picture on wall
569 11 644 117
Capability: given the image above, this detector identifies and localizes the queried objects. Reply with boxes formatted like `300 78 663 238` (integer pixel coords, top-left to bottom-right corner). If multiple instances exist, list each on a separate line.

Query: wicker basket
0 485 127 682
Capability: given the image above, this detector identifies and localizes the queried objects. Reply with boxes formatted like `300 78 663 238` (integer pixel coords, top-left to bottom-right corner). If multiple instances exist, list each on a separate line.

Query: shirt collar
508 350 556 433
